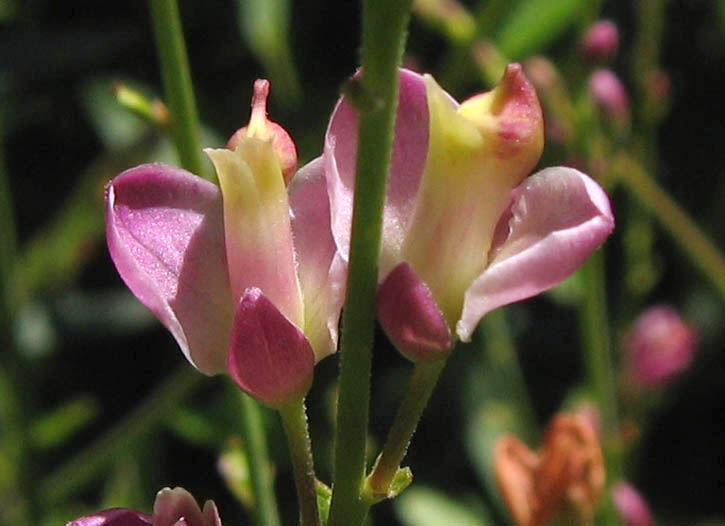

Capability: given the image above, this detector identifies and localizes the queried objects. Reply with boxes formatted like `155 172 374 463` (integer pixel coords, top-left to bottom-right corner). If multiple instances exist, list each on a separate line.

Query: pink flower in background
68 487 221 526
589 69 630 122
580 20 619 62
106 81 345 407
324 65 614 361
624 305 697 388
612 482 654 526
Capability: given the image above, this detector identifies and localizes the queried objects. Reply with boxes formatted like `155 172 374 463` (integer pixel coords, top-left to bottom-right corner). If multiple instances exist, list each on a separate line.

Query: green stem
38 365 203 506
148 0 209 180
479 311 537 439
613 155 725 299
279 398 320 526
327 1 412 525
365 358 447 498
236 391 281 526
578 251 620 481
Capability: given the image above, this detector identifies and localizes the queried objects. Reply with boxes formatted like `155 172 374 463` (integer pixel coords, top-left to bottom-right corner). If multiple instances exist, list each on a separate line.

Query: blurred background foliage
0 0 724 525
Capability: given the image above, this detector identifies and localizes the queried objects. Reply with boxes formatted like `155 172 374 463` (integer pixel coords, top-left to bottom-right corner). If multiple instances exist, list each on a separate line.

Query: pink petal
106 164 234 375
153 488 204 526
67 509 152 526
201 501 222 526
288 157 346 361
377 262 452 362
324 69 429 272
227 288 315 408
457 167 614 340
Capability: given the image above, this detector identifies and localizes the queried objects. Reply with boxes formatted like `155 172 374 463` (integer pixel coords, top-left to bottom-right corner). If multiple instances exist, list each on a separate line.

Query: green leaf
316 479 332 526
29 396 100 450
495 0 587 58
83 77 155 151
164 405 221 448
395 486 492 526
218 438 255 510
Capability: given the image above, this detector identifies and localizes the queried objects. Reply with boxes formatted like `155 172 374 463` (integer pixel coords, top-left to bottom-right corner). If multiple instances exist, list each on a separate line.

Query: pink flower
325 65 614 361
624 305 697 388
589 69 630 122
612 482 654 526
580 20 619 62
67 487 221 526
106 81 345 407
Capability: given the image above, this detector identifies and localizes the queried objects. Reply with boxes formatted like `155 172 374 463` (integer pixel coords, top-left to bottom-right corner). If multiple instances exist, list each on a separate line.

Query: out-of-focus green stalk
0 118 16 326
148 0 209 180
0 362 32 526
613 156 725 300
327 1 412 525
279 398 319 526
579 251 621 483
479 310 537 437
237 392 281 526
38 365 202 506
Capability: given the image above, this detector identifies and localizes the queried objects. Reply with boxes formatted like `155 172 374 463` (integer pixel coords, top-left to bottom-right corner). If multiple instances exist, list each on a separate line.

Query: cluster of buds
495 413 605 526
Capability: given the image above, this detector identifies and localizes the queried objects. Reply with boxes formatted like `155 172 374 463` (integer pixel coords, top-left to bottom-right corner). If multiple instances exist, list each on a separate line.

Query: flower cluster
87 65 615 524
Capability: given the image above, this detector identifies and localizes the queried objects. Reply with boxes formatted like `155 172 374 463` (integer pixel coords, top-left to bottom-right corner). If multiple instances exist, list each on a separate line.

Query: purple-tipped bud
612 482 653 526
589 69 630 122
580 20 619 62
227 288 315 408
376 263 453 363
624 305 697 388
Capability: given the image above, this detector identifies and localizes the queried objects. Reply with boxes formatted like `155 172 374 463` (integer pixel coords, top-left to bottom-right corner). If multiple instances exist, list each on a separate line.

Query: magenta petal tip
377 263 453 362
227 288 315 407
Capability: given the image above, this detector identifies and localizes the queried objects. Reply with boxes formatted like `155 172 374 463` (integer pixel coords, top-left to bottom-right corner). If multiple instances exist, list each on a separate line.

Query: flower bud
624 305 697 388
580 20 619 62
612 482 654 526
589 69 630 123
227 79 297 183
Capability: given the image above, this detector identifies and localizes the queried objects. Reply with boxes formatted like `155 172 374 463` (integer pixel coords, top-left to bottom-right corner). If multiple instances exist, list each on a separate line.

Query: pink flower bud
625 305 697 388
612 482 654 526
580 20 619 62
589 69 630 122
227 79 298 184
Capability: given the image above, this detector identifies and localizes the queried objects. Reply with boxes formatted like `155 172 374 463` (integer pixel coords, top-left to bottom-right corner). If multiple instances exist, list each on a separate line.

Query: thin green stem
327 1 412 525
578 251 621 481
479 311 537 439
236 391 281 526
38 365 203 506
365 358 447 498
148 0 209 180
279 398 320 526
613 155 725 299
